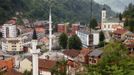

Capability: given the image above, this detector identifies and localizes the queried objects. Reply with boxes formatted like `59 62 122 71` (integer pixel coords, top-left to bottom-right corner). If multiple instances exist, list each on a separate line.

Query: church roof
103 18 120 23
32 29 37 40
102 7 106 10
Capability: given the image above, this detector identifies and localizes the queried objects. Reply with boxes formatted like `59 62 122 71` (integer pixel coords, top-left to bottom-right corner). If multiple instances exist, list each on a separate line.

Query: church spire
32 28 37 40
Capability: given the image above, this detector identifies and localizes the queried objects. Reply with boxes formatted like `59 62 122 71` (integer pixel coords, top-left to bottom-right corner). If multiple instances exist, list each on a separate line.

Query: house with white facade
2 37 23 52
2 24 17 38
18 57 32 72
101 8 124 32
76 30 99 47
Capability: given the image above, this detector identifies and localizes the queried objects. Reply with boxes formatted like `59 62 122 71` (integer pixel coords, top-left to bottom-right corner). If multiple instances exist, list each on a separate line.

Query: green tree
98 31 105 47
128 19 134 32
84 41 133 75
68 35 82 50
119 13 122 21
99 31 105 42
23 70 32 75
90 18 98 29
59 33 68 49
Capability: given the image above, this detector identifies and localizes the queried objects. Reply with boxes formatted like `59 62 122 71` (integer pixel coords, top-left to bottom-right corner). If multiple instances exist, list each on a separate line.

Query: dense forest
0 0 115 24
123 3 134 32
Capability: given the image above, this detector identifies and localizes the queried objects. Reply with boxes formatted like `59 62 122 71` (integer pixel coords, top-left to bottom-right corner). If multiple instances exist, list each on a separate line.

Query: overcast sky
94 0 134 13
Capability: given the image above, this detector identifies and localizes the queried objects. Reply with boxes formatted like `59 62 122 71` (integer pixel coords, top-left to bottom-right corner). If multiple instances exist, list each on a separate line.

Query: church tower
101 7 106 22
31 29 40 75
101 7 106 30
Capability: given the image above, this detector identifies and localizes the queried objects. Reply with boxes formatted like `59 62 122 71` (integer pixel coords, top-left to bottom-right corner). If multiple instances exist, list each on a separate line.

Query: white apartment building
76 30 99 48
2 24 17 38
101 8 124 32
2 37 23 52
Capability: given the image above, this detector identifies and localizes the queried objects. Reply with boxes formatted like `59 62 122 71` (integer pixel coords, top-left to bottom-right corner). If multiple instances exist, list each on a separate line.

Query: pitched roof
4 70 22 75
113 29 128 35
103 18 120 23
89 50 103 57
80 48 91 56
63 49 80 58
39 59 56 71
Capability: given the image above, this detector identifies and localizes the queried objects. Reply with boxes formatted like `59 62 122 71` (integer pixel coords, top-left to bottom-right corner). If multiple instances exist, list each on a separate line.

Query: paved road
103 31 111 42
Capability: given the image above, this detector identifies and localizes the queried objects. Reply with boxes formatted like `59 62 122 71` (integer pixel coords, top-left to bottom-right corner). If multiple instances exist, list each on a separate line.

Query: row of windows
103 25 111 28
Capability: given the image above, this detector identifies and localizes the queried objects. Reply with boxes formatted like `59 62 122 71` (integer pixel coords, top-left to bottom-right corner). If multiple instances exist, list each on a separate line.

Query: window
92 59 96 63
108 25 110 28
104 25 106 28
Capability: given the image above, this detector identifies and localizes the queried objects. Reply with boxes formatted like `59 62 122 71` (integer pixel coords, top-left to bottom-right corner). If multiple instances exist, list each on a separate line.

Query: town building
0 55 15 72
76 30 99 47
112 29 130 40
71 23 80 35
63 49 80 60
125 33 134 40
18 57 32 72
18 57 56 75
2 37 23 52
2 24 17 38
57 23 68 33
39 59 56 75
101 8 124 32
77 48 91 64
88 49 103 65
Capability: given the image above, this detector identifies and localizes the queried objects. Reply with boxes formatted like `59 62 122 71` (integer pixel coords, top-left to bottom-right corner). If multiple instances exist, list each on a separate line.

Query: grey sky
94 0 134 13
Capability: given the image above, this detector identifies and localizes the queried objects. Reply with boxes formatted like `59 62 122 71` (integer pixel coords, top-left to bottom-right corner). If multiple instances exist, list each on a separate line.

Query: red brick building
57 24 68 33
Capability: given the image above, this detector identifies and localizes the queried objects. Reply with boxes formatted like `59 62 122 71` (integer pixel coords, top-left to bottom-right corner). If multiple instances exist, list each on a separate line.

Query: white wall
92 33 99 45
2 24 17 38
101 22 124 32
19 59 32 72
40 71 51 75
76 31 89 47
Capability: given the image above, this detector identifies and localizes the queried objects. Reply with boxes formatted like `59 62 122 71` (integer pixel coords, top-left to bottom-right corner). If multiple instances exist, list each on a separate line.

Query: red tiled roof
113 29 128 35
80 48 91 56
63 49 80 58
4 70 22 75
39 59 56 71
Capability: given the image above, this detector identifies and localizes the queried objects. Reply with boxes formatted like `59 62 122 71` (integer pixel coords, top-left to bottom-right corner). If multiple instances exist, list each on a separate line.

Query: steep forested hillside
123 3 134 32
0 0 115 24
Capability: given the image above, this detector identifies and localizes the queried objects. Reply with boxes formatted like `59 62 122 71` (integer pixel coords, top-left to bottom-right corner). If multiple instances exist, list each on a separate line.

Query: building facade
57 23 68 33
101 8 124 32
76 30 99 47
2 37 23 52
71 23 80 35
2 24 17 38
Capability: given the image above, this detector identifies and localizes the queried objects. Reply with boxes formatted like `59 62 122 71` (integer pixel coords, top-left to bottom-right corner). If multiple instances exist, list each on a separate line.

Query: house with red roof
0 56 15 72
77 48 91 64
113 29 130 40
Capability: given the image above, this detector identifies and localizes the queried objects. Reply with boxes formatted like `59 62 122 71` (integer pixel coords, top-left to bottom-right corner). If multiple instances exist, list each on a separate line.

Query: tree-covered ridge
123 3 134 32
123 3 134 18
0 0 115 24
0 0 26 24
